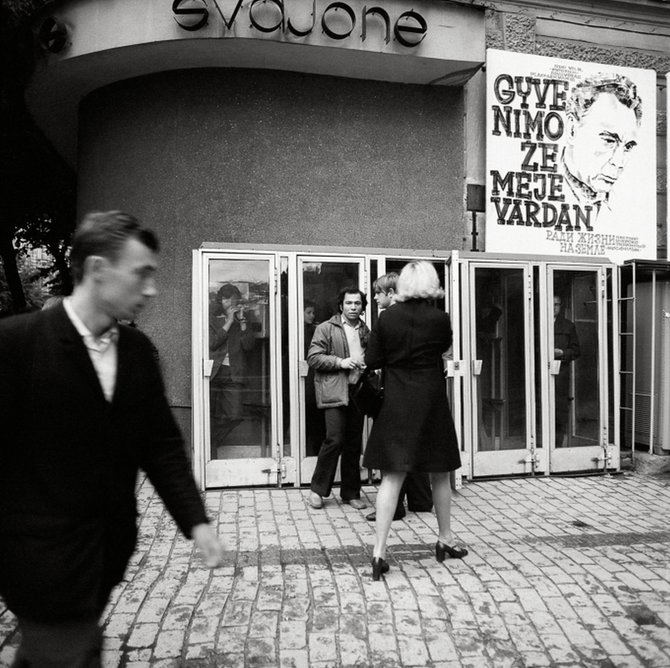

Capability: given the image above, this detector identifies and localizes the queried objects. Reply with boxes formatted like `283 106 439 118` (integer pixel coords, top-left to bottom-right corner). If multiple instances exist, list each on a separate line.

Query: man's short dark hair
567 73 642 125
70 211 159 285
337 286 367 312
217 284 242 301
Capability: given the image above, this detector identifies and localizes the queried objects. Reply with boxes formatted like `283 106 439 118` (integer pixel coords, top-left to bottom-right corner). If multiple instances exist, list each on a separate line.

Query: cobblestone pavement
1 472 670 667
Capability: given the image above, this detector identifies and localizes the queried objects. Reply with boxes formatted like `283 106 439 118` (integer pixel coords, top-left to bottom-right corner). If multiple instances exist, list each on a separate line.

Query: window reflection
208 259 271 459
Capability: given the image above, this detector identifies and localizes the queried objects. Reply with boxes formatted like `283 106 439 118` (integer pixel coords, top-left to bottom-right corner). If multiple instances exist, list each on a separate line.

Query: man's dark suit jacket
0 303 208 622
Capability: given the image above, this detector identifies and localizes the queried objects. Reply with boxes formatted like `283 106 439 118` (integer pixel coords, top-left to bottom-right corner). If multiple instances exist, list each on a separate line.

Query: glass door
467 263 539 477
297 255 368 484
193 251 287 488
190 248 619 488
546 266 613 472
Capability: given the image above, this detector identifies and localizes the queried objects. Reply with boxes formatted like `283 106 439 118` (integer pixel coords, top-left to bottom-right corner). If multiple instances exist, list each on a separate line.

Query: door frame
192 249 287 489
295 252 369 486
448 251 619 479
465 260 538 478
543 262 619 473
192 245 619 489
193 243 455 490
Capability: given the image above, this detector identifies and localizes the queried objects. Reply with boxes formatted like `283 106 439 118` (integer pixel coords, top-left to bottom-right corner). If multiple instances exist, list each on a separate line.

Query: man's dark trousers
383 472 432 519
310 395 364 501
10 618 102 668
402 472 433 511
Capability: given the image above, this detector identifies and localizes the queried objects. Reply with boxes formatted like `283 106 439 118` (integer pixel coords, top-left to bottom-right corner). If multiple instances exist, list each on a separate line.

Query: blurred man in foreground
0 211 224 667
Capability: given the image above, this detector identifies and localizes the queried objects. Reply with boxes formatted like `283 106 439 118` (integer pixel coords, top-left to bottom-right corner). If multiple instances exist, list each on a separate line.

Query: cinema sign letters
485 49 656 264
173 0 427 48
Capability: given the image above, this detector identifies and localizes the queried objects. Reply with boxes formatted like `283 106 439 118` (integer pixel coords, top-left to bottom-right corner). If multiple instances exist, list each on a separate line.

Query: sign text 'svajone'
172 0 428 48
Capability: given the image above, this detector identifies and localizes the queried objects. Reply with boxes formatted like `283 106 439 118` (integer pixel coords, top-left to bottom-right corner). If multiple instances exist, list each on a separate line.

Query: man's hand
192 523 225 568
554 348 563 359
340 357 364 370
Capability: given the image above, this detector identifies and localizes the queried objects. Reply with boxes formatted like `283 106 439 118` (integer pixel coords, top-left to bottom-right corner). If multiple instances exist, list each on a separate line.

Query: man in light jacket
307 287 370 510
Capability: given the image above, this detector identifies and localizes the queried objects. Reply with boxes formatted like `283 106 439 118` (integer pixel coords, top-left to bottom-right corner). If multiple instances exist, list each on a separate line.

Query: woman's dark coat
362 300 461 472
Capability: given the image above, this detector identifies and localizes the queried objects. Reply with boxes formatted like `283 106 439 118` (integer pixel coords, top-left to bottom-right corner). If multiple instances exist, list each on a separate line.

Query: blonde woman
363 260 467 580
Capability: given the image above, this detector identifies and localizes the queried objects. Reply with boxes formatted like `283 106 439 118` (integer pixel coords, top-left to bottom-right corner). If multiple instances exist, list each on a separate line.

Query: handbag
352 368 384 418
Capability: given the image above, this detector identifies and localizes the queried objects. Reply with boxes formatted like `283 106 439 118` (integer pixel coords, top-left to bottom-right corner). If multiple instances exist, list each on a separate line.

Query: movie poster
486 49 657 264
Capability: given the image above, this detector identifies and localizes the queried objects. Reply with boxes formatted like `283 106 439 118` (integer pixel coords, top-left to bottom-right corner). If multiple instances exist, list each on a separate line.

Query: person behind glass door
365 272 433 524
363 261 467 580
553 294 581 447
307 287 370 511
303 299 325 456
475 285 504 450
303 299 317 352
209 283 256 458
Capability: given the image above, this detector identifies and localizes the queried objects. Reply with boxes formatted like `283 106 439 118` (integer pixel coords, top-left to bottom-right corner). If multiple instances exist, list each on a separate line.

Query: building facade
28 0 670 487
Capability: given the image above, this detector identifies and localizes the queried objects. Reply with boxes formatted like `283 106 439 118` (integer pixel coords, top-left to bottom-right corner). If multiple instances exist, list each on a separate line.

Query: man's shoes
366 507 406 522
308 492 323 509
342 498 367 510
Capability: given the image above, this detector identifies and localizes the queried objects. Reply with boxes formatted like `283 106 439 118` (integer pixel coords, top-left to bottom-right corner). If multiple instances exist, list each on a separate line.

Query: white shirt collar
63 298 118 351
341 314 360 329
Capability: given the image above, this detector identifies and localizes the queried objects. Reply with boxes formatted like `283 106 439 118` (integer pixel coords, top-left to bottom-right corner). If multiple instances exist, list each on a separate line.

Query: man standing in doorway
0 211 224 667
307 287 370 510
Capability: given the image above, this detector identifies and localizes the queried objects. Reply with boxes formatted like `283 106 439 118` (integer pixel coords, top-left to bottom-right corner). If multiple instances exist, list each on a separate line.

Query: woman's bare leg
373 471 407 559
430 471 454 544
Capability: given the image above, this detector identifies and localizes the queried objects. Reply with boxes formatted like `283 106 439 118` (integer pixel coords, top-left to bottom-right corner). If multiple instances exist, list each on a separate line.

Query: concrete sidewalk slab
1 472 669 667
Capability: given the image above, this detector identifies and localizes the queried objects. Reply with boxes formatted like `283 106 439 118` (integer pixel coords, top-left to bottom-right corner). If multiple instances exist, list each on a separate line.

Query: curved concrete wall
77 68 464 408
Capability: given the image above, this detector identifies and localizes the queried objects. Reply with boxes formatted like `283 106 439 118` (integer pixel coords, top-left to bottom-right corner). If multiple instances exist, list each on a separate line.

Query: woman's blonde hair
395 260 444 302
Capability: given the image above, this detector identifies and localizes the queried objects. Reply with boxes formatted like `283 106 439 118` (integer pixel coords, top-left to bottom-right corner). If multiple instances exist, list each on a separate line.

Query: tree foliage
0 252 50 313
0 0 76 315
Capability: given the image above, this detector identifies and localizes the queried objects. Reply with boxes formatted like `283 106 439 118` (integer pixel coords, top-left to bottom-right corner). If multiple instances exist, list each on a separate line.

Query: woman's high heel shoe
435 541 468 562
371 557 390 581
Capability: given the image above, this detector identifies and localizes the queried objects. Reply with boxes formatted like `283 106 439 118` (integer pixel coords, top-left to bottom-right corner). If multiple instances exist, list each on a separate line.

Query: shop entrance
448 252 619 478
192 246 619 489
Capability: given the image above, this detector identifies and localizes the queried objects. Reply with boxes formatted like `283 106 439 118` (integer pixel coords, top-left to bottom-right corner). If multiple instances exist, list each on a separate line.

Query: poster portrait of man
561 74 642 212
485 50 656 264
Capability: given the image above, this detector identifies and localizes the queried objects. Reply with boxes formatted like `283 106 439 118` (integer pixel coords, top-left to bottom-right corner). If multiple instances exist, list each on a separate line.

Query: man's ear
85 255 107 281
